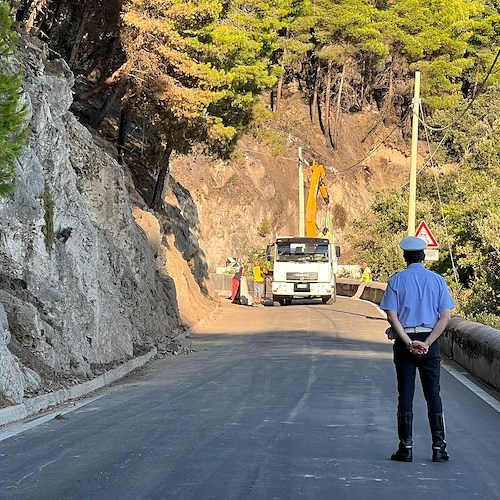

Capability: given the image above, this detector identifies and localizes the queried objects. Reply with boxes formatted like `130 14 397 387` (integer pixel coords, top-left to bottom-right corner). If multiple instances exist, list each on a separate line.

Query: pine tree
272 0 315 112
380 0 487 110
0 2 27 196
311 0 386 143
121 0 277 209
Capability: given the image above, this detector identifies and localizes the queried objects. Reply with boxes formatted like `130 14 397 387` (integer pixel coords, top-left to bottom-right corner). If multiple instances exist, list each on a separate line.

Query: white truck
266 236 340 305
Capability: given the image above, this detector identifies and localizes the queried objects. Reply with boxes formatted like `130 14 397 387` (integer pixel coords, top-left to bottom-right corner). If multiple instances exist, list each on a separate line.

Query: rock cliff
0 37 217 404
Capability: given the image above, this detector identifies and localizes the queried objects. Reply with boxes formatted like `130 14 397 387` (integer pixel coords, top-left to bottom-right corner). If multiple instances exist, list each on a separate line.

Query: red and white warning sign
415 220 438 248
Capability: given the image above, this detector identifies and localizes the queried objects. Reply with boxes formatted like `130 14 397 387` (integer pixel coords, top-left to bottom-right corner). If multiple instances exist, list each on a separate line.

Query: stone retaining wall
335 279 500 393
441 317 500 392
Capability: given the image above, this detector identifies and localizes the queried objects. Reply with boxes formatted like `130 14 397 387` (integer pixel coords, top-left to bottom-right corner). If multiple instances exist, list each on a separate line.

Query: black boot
391 412 413 462
429 413 449 462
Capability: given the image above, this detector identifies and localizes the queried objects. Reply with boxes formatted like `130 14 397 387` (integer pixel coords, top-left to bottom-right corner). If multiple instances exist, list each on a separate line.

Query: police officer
380 236 455 463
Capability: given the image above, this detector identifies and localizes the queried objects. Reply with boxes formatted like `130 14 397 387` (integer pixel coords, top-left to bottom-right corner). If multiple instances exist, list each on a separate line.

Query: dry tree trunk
73 61 129 102
360 60 366 102
68 0 91 68
362 58 394 143
151 142 173 211
91 79 127 129
332 63 346 147
275 71 284 112
24 0 50 33
116 89 131 165
323 59 332 141
311 63 321 123
381 57 395 126
275 29 291 113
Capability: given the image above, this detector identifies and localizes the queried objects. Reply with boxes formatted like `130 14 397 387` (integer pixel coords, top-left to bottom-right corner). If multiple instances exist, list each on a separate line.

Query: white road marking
442 363 500 413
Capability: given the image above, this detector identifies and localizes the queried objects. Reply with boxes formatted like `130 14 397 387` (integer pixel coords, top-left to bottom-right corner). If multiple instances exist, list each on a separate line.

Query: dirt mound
170 91 414 270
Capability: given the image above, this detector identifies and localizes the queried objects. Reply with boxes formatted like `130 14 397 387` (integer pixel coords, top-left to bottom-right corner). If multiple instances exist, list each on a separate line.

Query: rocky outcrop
0 37 205 403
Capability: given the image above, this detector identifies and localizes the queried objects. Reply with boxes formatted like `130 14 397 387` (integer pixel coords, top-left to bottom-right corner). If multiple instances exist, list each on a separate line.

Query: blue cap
400 236 427 251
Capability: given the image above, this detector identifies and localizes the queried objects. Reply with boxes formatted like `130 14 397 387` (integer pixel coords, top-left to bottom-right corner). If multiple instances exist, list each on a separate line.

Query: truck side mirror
335 245 341 258
266 244 272 261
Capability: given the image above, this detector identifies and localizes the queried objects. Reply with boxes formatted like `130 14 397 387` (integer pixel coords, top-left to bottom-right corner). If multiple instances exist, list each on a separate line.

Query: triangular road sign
415 220 438 248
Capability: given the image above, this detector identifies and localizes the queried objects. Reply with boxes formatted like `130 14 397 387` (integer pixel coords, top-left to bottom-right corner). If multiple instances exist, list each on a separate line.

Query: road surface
0 297 499 499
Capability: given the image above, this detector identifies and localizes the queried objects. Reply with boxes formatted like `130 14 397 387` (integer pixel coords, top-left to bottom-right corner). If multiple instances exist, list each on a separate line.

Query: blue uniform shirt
380 263 455 328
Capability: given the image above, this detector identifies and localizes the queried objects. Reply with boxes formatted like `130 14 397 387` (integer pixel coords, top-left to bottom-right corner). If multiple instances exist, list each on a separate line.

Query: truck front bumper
271 282 334 297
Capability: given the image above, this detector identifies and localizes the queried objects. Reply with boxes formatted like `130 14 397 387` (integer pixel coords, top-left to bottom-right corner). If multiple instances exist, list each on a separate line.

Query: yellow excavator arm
305 162 329 237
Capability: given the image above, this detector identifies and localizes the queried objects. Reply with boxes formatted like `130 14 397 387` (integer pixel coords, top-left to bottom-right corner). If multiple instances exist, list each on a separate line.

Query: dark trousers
393 333 443 414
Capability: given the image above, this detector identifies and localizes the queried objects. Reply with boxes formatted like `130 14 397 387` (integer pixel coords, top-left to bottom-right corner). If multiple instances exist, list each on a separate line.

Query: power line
340 50 500 179
334 109 411 175
400 102 449 189
420 109 461 291
244 50 500 178
242 149 297 162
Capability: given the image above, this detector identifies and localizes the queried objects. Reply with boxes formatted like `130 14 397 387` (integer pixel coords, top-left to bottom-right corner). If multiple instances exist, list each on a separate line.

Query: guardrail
335 278 500 393
209 273 500 392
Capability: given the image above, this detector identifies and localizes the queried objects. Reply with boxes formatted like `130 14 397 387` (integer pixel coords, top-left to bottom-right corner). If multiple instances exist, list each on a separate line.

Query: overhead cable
420 110 461 290
334 109 411 175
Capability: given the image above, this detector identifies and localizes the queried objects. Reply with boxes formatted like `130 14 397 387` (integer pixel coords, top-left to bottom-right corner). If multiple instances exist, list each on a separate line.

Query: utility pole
298 147 305 237
407 71 421 236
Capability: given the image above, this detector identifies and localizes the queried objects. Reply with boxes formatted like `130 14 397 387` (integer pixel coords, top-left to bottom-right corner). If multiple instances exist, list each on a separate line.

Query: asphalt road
0 297 499 500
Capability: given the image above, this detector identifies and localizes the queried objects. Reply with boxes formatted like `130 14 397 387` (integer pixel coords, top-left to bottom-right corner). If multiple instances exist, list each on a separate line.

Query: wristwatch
407 340 413 349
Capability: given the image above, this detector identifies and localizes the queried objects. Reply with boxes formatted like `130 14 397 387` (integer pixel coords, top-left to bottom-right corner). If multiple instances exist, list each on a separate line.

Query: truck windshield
276 243 329 262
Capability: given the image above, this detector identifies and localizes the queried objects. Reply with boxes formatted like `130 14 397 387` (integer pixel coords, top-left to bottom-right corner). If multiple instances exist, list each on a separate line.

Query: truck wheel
323 295 335 304
273 296 284 306
285 298 293 306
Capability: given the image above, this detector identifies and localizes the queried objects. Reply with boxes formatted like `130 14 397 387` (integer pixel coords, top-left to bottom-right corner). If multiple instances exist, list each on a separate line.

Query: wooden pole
298 147 305 237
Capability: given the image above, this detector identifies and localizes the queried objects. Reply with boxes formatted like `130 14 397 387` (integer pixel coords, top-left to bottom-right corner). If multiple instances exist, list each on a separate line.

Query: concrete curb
0 348 157 427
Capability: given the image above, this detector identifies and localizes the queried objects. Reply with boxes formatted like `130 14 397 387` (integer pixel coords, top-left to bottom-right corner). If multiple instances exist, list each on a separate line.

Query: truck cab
266 236 340 306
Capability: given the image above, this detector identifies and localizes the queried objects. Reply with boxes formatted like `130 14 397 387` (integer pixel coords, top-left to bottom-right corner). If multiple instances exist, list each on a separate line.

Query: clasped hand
409 340 428 356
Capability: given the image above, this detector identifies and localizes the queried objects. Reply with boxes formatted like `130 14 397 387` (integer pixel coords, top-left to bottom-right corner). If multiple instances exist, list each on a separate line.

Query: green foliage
121 0 278 157
274 0 315 72
379 0 492 110
348 84 500 328
0 2 27 196
431 87 500 322
242 246 271 271
249 99 287 154
257 217 272 238
347 177 444 281
470 312 500 331
119 0 500 326
116 0 500 162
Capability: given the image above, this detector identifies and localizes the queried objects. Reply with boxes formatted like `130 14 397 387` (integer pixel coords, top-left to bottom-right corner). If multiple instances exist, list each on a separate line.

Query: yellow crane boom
305 162 329 237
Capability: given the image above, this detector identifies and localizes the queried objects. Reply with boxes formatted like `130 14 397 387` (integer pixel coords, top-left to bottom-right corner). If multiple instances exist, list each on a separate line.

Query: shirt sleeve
380 279 397 312
438 277 456 311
